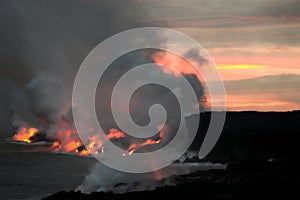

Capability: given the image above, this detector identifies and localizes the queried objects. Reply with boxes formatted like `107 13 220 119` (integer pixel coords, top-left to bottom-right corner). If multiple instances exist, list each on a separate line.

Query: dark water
0 142 96 200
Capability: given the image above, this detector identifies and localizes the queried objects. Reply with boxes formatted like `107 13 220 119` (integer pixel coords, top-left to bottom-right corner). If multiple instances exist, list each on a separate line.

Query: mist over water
78 151 226 194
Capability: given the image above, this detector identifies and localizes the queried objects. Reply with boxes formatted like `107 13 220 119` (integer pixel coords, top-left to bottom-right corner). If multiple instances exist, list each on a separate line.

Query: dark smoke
0 1 210 195
184 48 207 66
0 1 206 145
0 0 149 140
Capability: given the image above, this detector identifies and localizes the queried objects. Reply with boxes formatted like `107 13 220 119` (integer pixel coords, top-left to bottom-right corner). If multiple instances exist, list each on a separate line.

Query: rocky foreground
43 159 300 200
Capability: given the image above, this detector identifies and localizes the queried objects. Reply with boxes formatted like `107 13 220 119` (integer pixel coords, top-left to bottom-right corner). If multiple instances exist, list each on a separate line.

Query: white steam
78 151 226 194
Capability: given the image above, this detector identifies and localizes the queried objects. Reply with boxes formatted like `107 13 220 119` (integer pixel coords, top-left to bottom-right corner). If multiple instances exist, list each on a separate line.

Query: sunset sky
141 0 300 111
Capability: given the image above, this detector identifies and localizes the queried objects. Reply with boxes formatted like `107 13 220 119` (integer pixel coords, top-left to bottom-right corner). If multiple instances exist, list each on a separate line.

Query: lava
12 125 165 157
127 138 161 153
106 128 125 139
126 125 166 154
12 127 39 143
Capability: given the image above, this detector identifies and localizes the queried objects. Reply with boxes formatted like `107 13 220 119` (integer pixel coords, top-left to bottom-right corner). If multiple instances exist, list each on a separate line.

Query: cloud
223 74 300 111
225 74 300 93
147 15 300 29
183 48 207 66
217 64 267 70
143 0 300 48
145 0 300 19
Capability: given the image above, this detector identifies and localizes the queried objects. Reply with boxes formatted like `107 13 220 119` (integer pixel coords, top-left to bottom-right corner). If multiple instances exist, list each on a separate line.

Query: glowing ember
127 143 137 152
127 138 162 153
13 127 39 143
141 139 160 146
79 149 90 156
106 128 125 139
129 149 135 155
101 146 105 154
124 125 167 155
85 135 103 155
51 141 60 149
62 140 82 152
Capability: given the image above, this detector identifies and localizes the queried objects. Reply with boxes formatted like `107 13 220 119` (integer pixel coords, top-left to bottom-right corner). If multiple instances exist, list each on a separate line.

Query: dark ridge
188 111 300 162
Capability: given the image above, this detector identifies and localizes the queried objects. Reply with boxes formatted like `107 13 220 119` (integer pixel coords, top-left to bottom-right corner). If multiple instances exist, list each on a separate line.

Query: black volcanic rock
188 111 300 162
43 160 300 200
29 132 47 142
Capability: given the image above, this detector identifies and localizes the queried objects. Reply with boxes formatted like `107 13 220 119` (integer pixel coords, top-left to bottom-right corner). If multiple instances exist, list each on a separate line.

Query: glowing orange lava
13 127 39 143
106 128 125 139
125 125 167 155
12 125 165 157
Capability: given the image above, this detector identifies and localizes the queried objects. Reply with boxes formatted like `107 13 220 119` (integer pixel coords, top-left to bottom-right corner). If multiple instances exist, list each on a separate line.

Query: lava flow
12 127 39 143
126 125 165 155
12 126 165 157
49 128 125 156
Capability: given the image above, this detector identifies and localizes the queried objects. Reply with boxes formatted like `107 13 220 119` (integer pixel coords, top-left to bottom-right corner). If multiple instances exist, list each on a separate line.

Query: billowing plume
1 0 207 166
0 0 214 194
78 160 226 193
0 0 149 139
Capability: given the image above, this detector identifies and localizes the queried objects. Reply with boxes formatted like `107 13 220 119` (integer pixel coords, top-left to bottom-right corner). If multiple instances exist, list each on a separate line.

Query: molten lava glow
126 138 161 155
79 149 90 156
52 131 110 156
129 149 135 155
106 128 125 139
126 125 167 155
128 143 138 152
51 141 60 149
141 139 160 146
13 127 39 143
85 135 103 154
12 125 166 157
62 140 82 152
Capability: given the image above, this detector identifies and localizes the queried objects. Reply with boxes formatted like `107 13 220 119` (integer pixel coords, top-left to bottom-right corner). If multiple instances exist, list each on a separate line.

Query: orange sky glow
152 47 300 111
210 51 300 111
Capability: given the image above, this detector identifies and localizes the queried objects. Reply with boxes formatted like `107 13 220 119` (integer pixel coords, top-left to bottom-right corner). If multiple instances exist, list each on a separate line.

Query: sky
140 0 300 111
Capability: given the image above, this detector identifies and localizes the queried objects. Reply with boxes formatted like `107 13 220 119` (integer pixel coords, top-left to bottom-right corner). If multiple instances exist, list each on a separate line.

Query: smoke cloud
0 0 151 139
78 156 226 193
0 0 207 165
0 0 212 194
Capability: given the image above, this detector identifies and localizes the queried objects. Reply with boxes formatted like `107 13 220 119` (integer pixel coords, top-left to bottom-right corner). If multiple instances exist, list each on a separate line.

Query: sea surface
0 142 96 200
